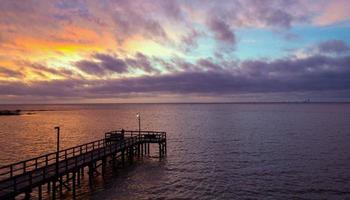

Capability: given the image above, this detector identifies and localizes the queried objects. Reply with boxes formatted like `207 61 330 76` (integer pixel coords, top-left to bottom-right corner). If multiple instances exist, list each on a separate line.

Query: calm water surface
1 103 350 199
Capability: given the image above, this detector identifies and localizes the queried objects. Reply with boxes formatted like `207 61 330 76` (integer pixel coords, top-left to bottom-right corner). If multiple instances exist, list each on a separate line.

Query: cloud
93 53 128 73
197 58 223 71
125 52 159 73
313 0 350 26
180 28 203 52
108 1 168 43
0 66 23 78
75 53 127 75
2 54 350 100
75 52 159 76
75 60 105 75
317 40 350 54
215 0 309 29
207 17 235 44
248 0 294 28
28 62 75 77
1 0 350 103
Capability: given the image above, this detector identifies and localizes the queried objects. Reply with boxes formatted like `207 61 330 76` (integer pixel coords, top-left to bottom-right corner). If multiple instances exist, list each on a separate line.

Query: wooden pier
0 130 167 199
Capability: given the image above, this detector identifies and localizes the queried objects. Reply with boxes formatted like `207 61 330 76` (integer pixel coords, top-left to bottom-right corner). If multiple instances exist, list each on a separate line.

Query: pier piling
0 130 166 199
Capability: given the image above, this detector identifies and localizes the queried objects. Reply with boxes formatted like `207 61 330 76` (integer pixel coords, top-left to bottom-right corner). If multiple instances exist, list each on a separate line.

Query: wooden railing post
10 165 13 178
0 129 167 199
13 176 17 193
43 166 46 179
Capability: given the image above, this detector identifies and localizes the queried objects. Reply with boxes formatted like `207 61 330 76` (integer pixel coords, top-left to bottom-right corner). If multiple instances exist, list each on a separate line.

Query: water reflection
1 103 350 199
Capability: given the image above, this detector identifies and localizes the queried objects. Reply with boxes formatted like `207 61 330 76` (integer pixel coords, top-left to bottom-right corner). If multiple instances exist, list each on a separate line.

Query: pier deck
0 130 166 199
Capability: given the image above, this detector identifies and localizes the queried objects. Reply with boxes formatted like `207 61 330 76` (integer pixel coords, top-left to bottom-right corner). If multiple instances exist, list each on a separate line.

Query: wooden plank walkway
0 130 166 199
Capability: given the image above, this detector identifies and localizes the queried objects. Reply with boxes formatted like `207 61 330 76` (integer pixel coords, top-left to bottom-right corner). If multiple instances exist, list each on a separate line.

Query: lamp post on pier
136 113 141 137
54 126 60 176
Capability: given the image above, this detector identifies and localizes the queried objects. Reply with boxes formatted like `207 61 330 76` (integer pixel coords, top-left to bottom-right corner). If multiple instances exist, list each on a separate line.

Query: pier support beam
24 189 31 200
129 147 134 165
47 181 51 193
59 176 63 197
102 158 107 175
0 131 167 199
138 144 141 157
72 172 76 199
52 180 56 200
112 153 116 169
88 164 93 185
38 185 42 200
77 170 81 186
81 167 84 177
121 150 125 167
141 143 143 156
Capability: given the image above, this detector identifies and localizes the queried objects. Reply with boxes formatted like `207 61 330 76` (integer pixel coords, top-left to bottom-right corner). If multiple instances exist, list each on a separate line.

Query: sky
0 0 350 103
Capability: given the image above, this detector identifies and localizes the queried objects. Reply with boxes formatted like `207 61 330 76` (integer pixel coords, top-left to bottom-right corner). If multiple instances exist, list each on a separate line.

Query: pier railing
0 130 165 182
0 130 166 199
105 130 166 141
0 138 104 181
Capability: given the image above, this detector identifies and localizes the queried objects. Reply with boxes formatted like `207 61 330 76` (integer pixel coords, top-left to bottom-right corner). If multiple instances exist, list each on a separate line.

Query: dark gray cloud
28 62 75 77
125 53 159 73
207 16 235 44
75 53 159 75
317 40 350 54
160 0 182 20
181 28 202 52
2 54 350 100
197 59 223 71
93 53 128 73
0 67 23 78
75 60 105 75
235 0 308 29
256 5 293 28
75 53 128 75
108 1 168 43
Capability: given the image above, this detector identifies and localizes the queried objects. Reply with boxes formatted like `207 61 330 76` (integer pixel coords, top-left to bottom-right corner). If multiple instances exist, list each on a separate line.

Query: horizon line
1 101 350 105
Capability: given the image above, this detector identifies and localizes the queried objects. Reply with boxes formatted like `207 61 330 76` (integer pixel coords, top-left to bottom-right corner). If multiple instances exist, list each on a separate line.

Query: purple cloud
75 53 160 75
2 54 350 99
251 1 293 28
108 1 168 43
75 60 105 75
317 40 350 54
0 67 23 78
235 0 308 29
125 53 159 73
93 53 128 73
75 53 128 75
207 17 236 45
197 59 222 71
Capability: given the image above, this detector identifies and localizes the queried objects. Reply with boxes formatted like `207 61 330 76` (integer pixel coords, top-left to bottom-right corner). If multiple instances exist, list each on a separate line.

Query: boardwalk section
0 130 166 199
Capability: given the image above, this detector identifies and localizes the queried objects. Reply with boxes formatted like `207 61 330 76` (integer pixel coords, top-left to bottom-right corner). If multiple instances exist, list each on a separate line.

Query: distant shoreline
0 110 41 116
0 110 21 116
1 102 350 106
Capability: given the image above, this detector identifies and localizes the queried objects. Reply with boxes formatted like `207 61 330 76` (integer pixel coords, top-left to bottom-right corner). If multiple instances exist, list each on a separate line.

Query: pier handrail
105 130 166 140
0 130 165 182
0 135 142 192
0 138 105 180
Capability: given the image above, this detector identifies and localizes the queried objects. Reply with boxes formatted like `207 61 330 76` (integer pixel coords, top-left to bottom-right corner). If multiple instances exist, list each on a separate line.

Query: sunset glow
1 0 350 103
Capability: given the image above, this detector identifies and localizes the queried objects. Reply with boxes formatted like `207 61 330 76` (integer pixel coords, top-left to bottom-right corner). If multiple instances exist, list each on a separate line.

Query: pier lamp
137 113 141 136
54 126 60 176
